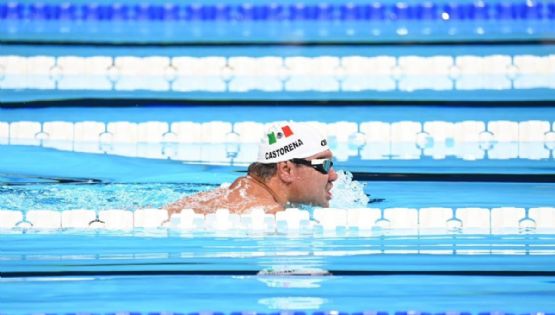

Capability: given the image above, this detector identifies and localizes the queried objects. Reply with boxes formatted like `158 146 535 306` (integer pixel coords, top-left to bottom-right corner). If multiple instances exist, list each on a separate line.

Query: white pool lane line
1 54 554 92
1 207 555 234
1 120 554 162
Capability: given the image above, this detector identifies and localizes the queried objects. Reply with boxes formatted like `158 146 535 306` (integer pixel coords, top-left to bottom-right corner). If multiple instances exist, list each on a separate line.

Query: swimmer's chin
314 199 330 208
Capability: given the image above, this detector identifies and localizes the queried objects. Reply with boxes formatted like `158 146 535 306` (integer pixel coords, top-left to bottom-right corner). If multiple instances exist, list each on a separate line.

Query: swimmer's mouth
326 185 333 199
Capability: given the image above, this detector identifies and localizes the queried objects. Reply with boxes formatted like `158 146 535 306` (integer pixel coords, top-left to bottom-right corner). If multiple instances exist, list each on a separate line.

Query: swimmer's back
165 177 283 215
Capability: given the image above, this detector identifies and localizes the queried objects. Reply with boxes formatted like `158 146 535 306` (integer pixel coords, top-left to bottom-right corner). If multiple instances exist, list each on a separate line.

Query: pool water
2 105 555 210
2 275 555 313
1 104 555 314
1 171 555 210
2 0 555 312
2 231 555 313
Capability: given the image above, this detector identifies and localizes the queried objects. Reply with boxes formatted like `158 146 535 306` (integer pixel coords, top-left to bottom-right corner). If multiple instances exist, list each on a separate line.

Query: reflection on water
258 277 327 289
258 297 327 310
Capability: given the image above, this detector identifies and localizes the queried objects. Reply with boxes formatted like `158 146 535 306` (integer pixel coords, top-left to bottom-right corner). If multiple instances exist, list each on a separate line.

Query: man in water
165 122 337 215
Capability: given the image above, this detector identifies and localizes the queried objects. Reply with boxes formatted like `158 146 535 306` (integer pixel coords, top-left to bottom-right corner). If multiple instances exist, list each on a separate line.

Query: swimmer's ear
276 161 295 183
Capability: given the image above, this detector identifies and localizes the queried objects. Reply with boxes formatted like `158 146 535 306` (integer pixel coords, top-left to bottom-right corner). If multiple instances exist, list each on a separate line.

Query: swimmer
165 122 338 215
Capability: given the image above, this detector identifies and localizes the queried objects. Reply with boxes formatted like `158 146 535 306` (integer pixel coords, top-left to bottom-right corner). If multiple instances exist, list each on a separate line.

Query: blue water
2 2 555 312
1 174 554 210
3 105 555 123
2 232 555 313
3 105 554 314
1 145 555 210
1 275 555 313
3 233 555 271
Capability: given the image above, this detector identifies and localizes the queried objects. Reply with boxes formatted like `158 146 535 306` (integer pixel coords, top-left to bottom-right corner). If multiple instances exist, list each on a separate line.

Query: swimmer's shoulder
229 175 251 189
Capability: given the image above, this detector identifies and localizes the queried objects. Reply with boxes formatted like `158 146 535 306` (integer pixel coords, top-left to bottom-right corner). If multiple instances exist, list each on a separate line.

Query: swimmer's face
288 149 338 207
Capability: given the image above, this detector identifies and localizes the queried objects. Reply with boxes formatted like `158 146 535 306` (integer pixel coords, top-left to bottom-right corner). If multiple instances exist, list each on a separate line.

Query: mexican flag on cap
268 125 293 144
257 121 329 164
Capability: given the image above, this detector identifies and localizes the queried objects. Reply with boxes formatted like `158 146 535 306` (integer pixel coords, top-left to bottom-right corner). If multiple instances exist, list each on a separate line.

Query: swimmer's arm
263 204 285 215
164 197 190 216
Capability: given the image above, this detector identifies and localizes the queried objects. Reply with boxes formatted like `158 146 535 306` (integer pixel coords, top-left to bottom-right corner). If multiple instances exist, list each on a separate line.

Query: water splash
329 170 369 208
1 171 369 211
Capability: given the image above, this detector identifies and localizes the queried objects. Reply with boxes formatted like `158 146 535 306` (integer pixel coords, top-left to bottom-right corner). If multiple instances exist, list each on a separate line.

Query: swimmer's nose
328 167 338 182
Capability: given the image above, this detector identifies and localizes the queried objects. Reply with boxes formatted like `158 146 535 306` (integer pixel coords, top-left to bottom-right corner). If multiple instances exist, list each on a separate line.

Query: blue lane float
1 2 554 21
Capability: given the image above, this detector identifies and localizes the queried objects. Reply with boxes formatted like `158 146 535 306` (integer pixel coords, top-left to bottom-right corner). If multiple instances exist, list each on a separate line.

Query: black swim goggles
290 158 334 175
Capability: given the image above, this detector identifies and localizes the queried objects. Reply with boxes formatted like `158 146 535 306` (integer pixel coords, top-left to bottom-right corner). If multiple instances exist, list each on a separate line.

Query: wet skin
288 149 338 208
165 149 337 216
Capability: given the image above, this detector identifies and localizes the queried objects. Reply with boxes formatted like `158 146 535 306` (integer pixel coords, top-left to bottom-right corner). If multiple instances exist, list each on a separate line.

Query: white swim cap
257 122 329 163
